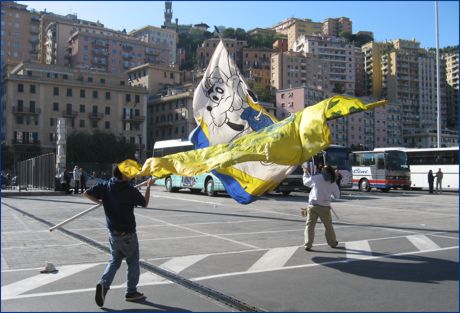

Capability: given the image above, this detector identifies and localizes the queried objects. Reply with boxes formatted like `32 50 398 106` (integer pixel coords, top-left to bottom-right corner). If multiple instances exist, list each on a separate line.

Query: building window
80 104 85 113
29 85 36 94
63 74 68 79
93 90 98 99
29 101 35 112
100 78 105 84
135 95 140 103
80 89 85 98
105 92 111 100
79 119 85 128
50 118 55 126
17 100 23 111
53 102 59 111
66 88 72 97
105 107 110 115
120 81 125 86
88 77 93 82
16 116 24 124
17 84 24 92
105 121 110 129
53 87 59 96
126 94 131 102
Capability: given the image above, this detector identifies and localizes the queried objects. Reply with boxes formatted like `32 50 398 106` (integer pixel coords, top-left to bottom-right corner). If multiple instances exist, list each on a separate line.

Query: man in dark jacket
84 164 154 307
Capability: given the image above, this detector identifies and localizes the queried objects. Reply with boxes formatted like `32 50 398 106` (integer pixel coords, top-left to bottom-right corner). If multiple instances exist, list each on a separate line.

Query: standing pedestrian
427 170 434 194
73 165 81 194
302 165 341 251
435 168 443 193
335 168 342 194
80 167 87 193
84 163 154 307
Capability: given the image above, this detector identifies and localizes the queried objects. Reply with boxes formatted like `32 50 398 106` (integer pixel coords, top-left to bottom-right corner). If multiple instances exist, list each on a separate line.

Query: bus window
377 154 385 169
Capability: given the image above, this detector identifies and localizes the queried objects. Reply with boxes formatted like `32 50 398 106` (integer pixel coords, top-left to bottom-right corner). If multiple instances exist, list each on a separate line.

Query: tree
67 131 136 165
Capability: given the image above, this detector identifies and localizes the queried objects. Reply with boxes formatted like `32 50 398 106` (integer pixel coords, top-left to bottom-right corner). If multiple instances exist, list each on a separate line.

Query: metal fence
17 153 56 191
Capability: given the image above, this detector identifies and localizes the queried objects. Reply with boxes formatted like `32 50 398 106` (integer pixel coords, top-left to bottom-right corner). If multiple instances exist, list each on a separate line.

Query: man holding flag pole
84 162 154 307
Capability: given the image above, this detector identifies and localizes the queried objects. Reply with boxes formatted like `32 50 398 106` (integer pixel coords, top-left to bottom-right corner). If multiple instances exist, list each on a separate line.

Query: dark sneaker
95 283 108 307
125 291 146 302
331 241 339 248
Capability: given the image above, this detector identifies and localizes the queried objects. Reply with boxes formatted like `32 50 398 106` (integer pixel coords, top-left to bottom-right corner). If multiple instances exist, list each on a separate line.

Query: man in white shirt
302 165 340 251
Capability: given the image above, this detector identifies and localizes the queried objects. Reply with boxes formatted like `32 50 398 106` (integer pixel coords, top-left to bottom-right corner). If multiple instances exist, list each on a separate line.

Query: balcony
88 112 104 120
122 44 133 52
62 110 78 118
92 39 108 47
12 106 41 115
122 115 146 122
12 140 41 146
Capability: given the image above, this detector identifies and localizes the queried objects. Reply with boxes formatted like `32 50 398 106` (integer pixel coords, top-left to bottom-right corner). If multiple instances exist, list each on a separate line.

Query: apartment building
293 35 356 95
363 39 455 147
129 25 178 65
196 38 247 69
242 47 274 89
38 12 104 66
147 88 196 152
286 19 323 51
271 51 326 91
67 31 170 73
1 1 41 65
273 38 288 53
1 62 148 160
444 53 459 130
126 63 182 95
322 17 352 37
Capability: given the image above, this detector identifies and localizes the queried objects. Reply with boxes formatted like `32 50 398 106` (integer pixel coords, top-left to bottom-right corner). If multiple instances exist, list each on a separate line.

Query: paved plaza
1 187 458 311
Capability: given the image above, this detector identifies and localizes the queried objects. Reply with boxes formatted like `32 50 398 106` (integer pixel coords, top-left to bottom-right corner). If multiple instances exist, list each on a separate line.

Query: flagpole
435 0 441 148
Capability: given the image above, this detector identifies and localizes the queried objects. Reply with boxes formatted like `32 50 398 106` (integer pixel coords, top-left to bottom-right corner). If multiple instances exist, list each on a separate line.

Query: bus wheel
359 179 371 192
206 178 216 196
380 187 391 193
165 177 178 192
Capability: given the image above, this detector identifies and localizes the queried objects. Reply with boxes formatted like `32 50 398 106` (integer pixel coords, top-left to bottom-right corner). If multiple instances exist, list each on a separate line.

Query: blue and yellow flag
129 41 388 204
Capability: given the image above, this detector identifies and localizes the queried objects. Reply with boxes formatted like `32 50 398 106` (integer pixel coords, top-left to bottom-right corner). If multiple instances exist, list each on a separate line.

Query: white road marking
248 247 298 272
4 245 458 301
160 254 209 273
345 240 373 259
407 234 440 251
1 263 99 300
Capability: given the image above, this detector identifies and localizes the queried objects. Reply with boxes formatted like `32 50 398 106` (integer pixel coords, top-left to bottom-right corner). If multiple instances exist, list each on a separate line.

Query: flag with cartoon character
190 41 296 203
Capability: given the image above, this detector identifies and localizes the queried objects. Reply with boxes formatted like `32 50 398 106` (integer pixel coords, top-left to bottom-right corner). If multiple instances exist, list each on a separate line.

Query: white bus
351 148 411 192
275 145 353 195
152 139 226 196
404 147 458 191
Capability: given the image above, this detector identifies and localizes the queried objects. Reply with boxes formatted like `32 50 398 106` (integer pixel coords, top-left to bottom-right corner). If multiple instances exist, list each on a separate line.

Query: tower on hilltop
164 1 173 27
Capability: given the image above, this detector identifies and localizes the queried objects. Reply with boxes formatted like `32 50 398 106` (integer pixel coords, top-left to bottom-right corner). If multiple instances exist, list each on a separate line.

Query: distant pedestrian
435 168 443 193
73 165 81 194
302 165 340 251
80 167 87 193
427 170 434 194
335 169 342 193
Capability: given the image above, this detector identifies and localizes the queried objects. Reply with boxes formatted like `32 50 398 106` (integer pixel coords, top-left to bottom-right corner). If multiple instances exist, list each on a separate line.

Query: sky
18 1 459 49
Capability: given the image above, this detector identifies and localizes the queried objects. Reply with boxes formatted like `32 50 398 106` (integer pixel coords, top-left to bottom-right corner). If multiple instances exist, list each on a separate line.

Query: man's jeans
99 232 140 294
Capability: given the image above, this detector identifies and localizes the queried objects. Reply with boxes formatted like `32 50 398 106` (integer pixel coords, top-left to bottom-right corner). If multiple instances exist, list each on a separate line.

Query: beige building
147 88 196 153
126 63 182 95
129 25 178 65
286 19 323 51
271 51 326 91
293 35 356 95
322 17 352 37
196 38 247 69
1 62 148 160
242 47 274 89
1 2 41 65
444 53 459 130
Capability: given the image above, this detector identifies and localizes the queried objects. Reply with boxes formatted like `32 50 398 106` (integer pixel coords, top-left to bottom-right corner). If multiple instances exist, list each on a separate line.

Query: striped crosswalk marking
407 234 440 251
1 263 99 300
345 240 372 259
248 247 298 272
160 254 209 273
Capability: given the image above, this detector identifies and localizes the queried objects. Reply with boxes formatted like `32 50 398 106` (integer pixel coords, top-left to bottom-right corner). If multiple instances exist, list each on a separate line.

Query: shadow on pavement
101 299 191 312
312 253 458 284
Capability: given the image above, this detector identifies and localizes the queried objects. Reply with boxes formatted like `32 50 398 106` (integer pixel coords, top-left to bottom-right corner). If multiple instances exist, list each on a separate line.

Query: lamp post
137 134 142 162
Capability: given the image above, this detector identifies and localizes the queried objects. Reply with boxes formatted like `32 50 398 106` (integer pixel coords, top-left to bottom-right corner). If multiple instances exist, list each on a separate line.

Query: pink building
68 31 170 73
